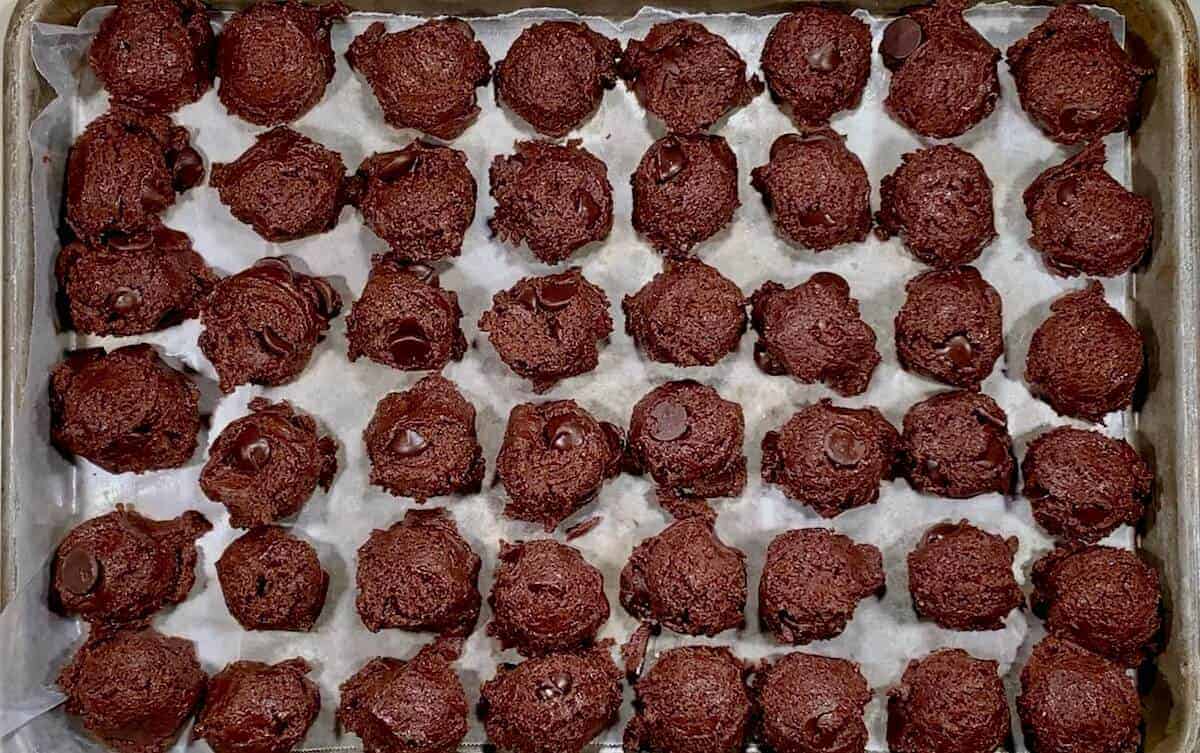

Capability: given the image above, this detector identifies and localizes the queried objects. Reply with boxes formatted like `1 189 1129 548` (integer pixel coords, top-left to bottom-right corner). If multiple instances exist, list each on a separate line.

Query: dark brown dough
494 21 620 137
347 19 490 139
355 508 481 635
751 131 871 251
1023 140 1153 277
200 257 341 393
58 628 206 753
49 506 210 626
750 272 880 396
907 520 1023 631
215 526 329 631
887 648 1009 753
217 0 346 125
50 344 201 473
479 268 613 391
88 0 214 114
631 134 740 257
753 652 872 753
363 374 485 501
489 140 614 264
194 658 320 753
758 528 885 644
55 225 217 336
901 390 1015 498
1025 281 1143 422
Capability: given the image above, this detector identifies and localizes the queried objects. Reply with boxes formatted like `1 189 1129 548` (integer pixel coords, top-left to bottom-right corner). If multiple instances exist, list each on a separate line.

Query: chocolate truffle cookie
759 528 885 644
877 146 996 268
50 507 210 626
751 131 871 251
1032 544 1162 666
627 380 747 507
887 649 1009 753
217 0 345 125
901 390 1015 498
65 107 204 243
750 273 880 396
346 18 491 139
1024 140 1153 277
494 21 620 137
1025 281 1143 422
760 7 873 126
496 400 624 530
355 508 481 635
907 520 1023 631
56 225 217 336
625 646 753 753
216 526 329 631
489 140 614 263
88 0 214 114
1022 426 1152 542
761 400 901 518
195 658 320 753
58 628 206 753
894 267 1004 388
355 142 476 262
631 134 740 257
1007 4 1150 144
620 20 762 133
200 257 341 393
480 644 622 753
363 375 485 501
201 399 337 528
754 653 872 753
50 345 201 473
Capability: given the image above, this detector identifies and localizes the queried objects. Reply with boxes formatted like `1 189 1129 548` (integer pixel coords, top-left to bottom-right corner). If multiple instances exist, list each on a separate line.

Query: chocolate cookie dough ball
364 375 485 501
750 273 880 396
347 19 491 140
625 646 753 753
56 225 217 336
761 400 901 518
877 146 996 268
50 345 201 473
489 140 614 263
881 0 1000 138
887 649 1009 753
620 20 761 133
1025 281 1143 422
751 131 871 251
1007 4 1150 144
759 528 885 644
355 142 476 262
65 107 204 243
901 390 1015 498
346 256 467 371
216 526 329 631
907 520 1023 631
631 134 740 257
200 257 340 393
50 507 210 626
355 508 481 635
1022 426 1151 542
760 7 873 126
496 400 623 531
754 653 872 753
1024 140 1153 277
218 0 345 124
58 628 206 753
495 21 620 137
627 380 747 506
1032 544 1162 666
894 267 1004 388
480 644 622 753
195 658 320 753
88 0 214 114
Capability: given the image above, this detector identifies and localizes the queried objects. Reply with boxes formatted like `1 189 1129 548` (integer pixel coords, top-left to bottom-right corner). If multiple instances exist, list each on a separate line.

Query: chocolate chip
109 287 142 315
107 232 154 253
881 17 924 67
232 425 272 472
1056 176 1080 206
377 150 420 181
59 547 101 596
251 257 295 284
808 272 850 297
553 671 573 693
309 278 340 318
654 138 688 183
648 400 688 441
545 414 587 450
754 342 788 375
824 425 867 467
536 274 579 310
937 334 974 368
390 427 428 457
389 319 432 366
771 131 833 160
140 182 172 213
979 438 1010 469
1060 106 1100 133
171 146 205 191
515 285 539 310
806 41 841 72
257 327 294 357
397 261 438 285
799 206 837 227
574 189 601 226
537 680 564 700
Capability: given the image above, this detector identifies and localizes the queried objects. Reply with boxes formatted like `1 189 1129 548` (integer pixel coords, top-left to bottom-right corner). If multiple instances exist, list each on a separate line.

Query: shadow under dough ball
216 526 329 632
887 648 1009 753
754 652 872 753
901 389 1015 498
906 520 1024 631
194 658 320 753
